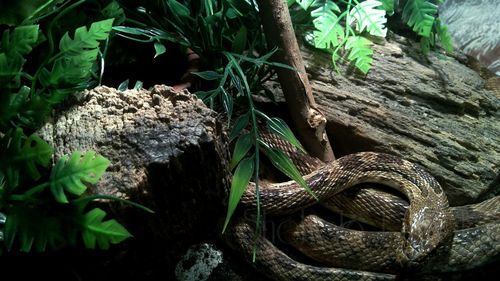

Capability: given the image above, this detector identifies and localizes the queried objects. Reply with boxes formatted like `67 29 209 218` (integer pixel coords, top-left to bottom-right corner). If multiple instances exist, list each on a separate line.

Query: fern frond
345 36 373 74
49 151 110 203
311 2 344 49
436 19 453 53
2 128 53 181
4 205 64 252
58 19 114 55
380 0 395 15
38 19 114 101
0 25 39 89
295 0 316 10
402 0 437 37
81 208 131 249
348 0 387 37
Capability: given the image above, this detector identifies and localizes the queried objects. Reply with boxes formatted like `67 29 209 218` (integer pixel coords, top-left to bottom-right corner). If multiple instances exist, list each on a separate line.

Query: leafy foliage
345 36 373 74
402 0 437 37
81 208 131 249
50 151 110 203
291 0 453 74
296 0 386 74
348 0 388 37
39 19 114 104
0 1 142 255
311 1 344 49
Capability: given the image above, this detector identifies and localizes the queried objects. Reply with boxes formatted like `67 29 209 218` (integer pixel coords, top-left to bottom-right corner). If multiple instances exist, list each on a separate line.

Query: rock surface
38 85 231 280
264 34 499 205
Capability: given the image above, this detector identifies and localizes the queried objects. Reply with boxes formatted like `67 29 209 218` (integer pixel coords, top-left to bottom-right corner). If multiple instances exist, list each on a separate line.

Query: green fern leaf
0 25 39 88
49 151 110 203
0 128 52 182
295 0 316 10
402 0 437 37
58 19 114 54
311 2 344 49
436 19 453 53
38 19 113 100
345 36 373 74
5 128 53 181
348 0 387 37
81 208 131 249
4 205 63 252
380 0 395 15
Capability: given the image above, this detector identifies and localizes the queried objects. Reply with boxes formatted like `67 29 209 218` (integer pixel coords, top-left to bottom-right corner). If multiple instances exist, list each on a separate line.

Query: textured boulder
38 85 231 280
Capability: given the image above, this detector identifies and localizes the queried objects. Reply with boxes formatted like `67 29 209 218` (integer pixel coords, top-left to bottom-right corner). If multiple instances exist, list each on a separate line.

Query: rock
38 85 231 280
175 243 223 281
175 243 270 281
264 35 499 205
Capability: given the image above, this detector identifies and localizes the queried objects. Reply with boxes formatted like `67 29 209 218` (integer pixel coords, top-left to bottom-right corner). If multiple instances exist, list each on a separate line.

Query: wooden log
294 34 499 205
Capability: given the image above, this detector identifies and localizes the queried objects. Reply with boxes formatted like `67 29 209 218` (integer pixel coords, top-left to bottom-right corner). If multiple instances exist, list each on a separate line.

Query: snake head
399 205 453 267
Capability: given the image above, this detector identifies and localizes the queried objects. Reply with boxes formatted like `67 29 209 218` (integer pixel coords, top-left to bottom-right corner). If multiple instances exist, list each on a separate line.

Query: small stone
175 244 223 281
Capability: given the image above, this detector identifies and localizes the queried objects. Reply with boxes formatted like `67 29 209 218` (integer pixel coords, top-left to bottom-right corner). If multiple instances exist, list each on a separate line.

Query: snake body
240 152 455 264
224 139 499 279
323 187 500 231
283 214 500 273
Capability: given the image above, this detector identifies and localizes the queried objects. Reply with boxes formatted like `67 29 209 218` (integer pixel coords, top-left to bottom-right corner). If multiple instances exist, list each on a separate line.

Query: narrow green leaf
230 133 253 170
231 26 247 54
194 88 219 102
192 71 222 80
263 146 316 199
222 156 254 233
167 0 191 18
154 42 166 58
133 80 143 90
227 67 244 96
118 79 129 91
220 87 233 122
259 114 305 152
229 112 250 141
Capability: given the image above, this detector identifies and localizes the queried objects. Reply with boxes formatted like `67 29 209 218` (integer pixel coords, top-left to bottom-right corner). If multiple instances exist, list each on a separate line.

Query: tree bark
267 34 499 205
256 0 334 162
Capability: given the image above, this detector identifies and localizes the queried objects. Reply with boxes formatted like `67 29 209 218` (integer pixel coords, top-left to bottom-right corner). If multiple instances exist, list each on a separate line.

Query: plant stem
72 195 154 213
256 0 335 162
10 182 50 201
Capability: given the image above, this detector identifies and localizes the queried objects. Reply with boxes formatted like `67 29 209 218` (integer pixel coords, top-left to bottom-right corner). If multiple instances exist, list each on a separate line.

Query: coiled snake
223 137 500 280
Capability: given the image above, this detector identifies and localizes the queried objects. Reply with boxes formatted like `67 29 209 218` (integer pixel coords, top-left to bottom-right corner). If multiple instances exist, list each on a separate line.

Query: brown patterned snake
223 136 500 280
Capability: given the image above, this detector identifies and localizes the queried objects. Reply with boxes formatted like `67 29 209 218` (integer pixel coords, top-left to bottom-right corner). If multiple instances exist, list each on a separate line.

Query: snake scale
223 133 500 280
